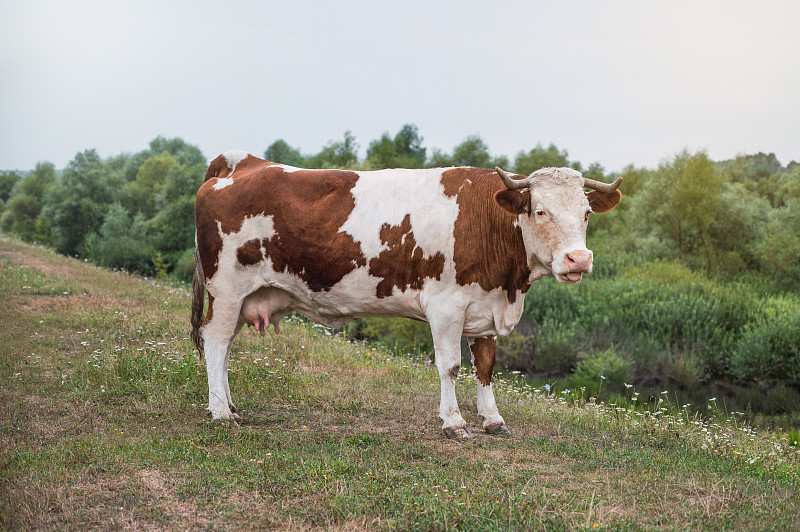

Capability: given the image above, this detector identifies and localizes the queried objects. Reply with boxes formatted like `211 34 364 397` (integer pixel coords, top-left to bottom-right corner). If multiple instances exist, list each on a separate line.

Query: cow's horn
496 167 531 190
583 176 622 193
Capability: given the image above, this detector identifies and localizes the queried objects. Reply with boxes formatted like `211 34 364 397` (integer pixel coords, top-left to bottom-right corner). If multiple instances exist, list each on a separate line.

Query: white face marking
514 168 593 278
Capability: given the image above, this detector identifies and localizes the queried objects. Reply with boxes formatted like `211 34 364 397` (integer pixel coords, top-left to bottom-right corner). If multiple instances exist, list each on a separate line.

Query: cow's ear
494 189 530 215
587 190 621 214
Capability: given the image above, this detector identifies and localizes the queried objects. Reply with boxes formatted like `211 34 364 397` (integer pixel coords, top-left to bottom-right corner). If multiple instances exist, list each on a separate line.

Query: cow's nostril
565 251 592 271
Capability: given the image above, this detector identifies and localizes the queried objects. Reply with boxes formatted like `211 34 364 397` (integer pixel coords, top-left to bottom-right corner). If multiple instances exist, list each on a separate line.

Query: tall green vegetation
2 128 799 419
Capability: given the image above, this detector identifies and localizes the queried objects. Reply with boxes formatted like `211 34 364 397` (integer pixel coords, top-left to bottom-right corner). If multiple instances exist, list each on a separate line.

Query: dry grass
1 236 799 531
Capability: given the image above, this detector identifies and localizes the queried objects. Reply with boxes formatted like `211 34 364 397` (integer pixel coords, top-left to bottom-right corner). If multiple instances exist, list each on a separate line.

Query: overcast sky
2 0 799 173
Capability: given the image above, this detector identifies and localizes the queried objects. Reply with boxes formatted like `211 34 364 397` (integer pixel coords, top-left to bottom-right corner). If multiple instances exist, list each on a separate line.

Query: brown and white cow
191 150 621 438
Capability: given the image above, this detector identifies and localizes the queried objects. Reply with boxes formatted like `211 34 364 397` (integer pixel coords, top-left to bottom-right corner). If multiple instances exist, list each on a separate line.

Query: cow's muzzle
558 250 593 283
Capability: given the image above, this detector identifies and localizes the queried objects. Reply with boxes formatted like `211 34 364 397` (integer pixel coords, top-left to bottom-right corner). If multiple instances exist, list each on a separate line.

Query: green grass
1 235 799 530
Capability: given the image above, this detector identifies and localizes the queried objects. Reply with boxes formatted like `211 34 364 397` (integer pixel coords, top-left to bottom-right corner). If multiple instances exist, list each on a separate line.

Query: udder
240 287 292 337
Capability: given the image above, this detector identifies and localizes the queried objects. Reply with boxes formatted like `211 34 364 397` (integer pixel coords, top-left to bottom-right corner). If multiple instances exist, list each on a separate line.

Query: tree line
1 125 799 418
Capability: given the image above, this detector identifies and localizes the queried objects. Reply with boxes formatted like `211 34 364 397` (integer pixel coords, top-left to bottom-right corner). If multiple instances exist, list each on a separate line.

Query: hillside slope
1 235 798 531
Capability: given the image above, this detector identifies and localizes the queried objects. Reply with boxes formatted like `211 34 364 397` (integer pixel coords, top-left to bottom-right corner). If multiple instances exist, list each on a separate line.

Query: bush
730 296 800 386
570 348 632 395
519 260 773 387
348 317 434 356
172 247 196 283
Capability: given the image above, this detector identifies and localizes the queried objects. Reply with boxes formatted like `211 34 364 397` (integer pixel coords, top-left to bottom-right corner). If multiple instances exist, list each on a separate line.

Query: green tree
366 132 398 169
629 150 723 270
513 143 571 175
156 163 204 207
0 163 56 242
755 168 800 208
148 136 205 167
451 135 492 167
264 139 305 166
706 182 770 275
0 172 21 202
393 123 426 168
121 152 177 218
582 162 606 182
42 150 120 255
754 197 800 286
427 148 454 167
86 202 153 271
148 195 196 259
306 131 359 169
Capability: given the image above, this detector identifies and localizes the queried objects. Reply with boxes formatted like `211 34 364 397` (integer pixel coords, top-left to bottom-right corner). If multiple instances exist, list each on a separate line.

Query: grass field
1 235 798 531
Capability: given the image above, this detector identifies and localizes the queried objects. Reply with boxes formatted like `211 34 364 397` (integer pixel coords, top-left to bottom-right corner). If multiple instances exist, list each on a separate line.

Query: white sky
2 0 799 173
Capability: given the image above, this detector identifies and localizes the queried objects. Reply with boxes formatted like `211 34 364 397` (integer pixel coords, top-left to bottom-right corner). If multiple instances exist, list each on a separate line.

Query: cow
191 150 621 439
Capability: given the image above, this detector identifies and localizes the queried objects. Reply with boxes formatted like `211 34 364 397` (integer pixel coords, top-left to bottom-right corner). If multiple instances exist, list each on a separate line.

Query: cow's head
493 166 621 284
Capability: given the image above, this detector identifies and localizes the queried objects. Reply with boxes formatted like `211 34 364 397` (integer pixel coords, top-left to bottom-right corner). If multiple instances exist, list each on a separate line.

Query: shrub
570 348 632 394
172 247 196 283
496 330 534 373
348 317 434 356
519 260 774 388
730 296 800 386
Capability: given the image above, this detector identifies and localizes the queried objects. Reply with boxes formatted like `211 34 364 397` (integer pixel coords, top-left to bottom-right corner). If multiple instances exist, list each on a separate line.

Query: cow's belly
242 265 428 329
240 266 525 337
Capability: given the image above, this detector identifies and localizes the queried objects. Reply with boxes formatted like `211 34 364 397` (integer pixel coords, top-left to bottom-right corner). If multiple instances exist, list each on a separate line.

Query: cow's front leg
428 311 472 439
469 336 510 435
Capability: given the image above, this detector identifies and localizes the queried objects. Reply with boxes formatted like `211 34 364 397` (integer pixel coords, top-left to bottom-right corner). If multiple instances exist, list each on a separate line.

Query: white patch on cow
265 163 307 173
213 176 235 190
340 168 459 262
222 149 250 169
207 214 276 295
212 150 252 190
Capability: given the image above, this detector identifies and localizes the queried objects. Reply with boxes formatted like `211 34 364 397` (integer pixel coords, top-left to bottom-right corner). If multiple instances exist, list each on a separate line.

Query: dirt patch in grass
137 469 211 530
6 294 123 314
1 249 99 283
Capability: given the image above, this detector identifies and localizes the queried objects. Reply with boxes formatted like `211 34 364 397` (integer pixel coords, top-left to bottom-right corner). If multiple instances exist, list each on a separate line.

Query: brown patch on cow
368 214 446 298
203 152 263 182
494 189 531 215
471 336 496 386
440 168 531 303
196 157 367 288
236 239 264 267
587 189 622 214
448 365 461 380
204 154 231 182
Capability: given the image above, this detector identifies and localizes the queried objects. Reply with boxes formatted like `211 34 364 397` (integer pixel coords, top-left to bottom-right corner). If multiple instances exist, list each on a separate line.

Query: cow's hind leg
201 295 243 423
469 336 509 435
428 310 472 439
223 319 245 419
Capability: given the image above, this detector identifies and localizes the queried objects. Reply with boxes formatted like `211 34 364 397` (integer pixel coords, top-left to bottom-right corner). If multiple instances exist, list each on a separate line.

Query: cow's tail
190 246 205 361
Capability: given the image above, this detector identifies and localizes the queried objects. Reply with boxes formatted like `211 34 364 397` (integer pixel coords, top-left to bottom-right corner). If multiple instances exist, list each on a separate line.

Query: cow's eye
535 209 546 219
585 210 592 221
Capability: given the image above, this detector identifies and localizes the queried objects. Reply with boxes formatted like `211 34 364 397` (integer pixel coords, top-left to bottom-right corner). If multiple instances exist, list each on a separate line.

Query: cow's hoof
443 426 474 440
211 417 240 427
484 422 510 435
207 409 240 426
